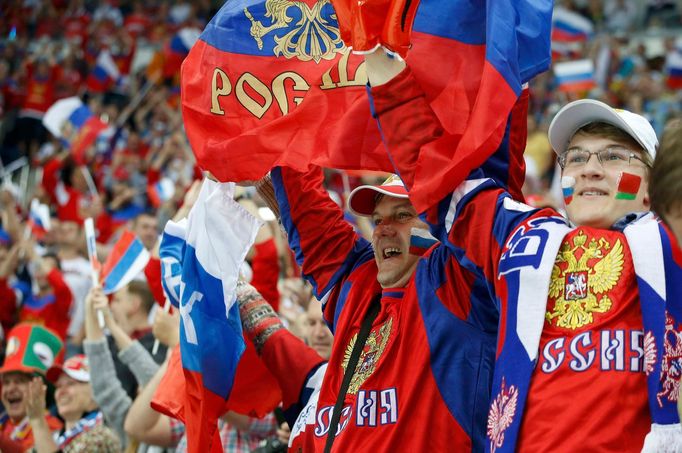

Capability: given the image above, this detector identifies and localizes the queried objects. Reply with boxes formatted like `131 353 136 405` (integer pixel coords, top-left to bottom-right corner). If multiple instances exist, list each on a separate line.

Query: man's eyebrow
371 202 416 216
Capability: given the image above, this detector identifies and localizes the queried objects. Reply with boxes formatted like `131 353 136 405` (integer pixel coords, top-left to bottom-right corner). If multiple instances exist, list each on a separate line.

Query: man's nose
580 153 605 177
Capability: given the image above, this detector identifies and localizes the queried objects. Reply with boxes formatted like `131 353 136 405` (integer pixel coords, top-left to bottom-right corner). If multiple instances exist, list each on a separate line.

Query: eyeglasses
558 146 651 170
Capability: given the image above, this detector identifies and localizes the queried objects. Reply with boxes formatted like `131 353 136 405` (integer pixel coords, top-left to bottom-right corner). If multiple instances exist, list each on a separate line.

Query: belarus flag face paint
561 176 576 205
615 172 642 201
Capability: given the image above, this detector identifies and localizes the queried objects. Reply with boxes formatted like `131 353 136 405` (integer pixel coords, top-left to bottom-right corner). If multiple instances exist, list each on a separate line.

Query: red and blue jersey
272 164 498 451
368 66 682 452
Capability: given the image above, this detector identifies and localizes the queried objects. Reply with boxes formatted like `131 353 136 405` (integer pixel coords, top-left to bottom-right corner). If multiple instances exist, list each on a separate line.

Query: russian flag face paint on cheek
562 176 576 205
409 227 438 256
615 172 642 201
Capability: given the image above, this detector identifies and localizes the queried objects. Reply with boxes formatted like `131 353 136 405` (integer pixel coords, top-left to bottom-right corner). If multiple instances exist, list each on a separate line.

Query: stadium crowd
0 0 679 451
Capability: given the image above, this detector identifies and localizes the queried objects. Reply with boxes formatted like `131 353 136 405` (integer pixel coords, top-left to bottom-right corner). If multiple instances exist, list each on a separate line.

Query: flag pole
84 218 105 328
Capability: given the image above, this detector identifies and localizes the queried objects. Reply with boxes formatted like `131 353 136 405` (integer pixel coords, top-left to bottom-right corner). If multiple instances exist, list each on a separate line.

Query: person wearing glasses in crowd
363 49 682 452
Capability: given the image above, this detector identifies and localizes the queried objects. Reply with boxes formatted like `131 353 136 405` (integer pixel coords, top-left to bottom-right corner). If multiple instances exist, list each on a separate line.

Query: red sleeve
0 278 17 333
46 269 73 313
144 257 168 307
260 329 325 409
271 166 373 299
41 158 63 205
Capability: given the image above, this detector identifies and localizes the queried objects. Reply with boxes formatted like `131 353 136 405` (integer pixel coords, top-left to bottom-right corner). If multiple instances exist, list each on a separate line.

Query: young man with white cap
363 50 682 452
255 151 503 450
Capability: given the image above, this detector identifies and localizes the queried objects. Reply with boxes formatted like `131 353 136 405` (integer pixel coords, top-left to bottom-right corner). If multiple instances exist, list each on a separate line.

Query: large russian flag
554 59 596 92
153 179 278 452
86 50 121 93
100 230 150 295
181 0 552 212
552 6 593 43
42 97 109 165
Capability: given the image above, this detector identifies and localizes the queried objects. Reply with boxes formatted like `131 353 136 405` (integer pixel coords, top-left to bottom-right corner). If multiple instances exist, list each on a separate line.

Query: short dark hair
127 280 155 314
650 120 682 220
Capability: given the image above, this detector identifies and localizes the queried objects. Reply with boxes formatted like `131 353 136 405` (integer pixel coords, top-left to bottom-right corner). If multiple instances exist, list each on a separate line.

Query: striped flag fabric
147 178 176 208
155 179 261 452
554 59 596 92
666 47 682 90
100 230 151 295
42 97 109 165
163 27 201 78
552 6 593 43
86 50 121 93
27 199 51 239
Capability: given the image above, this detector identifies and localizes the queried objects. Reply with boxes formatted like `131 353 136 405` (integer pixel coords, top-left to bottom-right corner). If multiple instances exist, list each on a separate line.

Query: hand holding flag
84 218 104 328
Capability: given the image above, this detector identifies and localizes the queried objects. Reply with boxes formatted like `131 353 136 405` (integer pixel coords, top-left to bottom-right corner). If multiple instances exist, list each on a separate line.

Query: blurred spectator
0 241 73 341
0 323 64 451
304 297 332 360
83 284 161 449
650 119 682 243
28 354 120 452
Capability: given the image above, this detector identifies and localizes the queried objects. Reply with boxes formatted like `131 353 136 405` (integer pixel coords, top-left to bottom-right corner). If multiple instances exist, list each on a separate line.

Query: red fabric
260 329 325 409
182 30 521 212
144 257 168 307
41 159 85 223
0 278 18 333
250 239 280 311
0 414 62 451
332 0 420 57
152 341 281 451
518 228 650 451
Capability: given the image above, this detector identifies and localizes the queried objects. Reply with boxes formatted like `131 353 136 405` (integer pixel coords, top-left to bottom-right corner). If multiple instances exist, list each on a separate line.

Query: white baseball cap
548 99 658 160
348 174 409 217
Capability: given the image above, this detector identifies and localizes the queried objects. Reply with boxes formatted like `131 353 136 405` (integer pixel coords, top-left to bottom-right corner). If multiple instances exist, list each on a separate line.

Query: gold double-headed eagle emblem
341 317 393 395
546 231 624 329
243 0 344 63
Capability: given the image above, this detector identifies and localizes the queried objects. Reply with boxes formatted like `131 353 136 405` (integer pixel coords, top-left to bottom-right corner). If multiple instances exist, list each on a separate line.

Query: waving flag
551 6 593 43
164 28 201 78
181 0 552 212
154 179 264 452
100 230 151 295
147 178 176 208
86 50 121 93
42 97 108 165
666 47 682 90
554 59 596 92
27 199 51 240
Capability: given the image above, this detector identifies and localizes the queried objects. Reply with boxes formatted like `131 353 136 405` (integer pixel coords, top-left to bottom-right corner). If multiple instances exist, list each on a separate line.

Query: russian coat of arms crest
244 0 345 63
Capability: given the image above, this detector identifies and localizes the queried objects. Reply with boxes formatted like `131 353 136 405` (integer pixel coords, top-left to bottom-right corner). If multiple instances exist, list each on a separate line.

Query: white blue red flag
551 6 593 43
147 177 176 208
181 0 552 212
163 27 201 78
86 50 121 93
42 97 109 165
27 199 51 240
666 44 682 90
100 230 151 295
157 179 263 453
554 59 596 93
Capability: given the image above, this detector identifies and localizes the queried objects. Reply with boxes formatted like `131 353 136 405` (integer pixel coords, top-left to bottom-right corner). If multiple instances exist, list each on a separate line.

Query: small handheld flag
615 172 641 200
561 176 576 205
27 199 51 240
409 227 438 256
84 218 104 328
100 230 151 295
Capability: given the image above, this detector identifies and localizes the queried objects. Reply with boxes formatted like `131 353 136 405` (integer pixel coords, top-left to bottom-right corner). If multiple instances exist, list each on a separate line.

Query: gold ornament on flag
244 0 345 63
